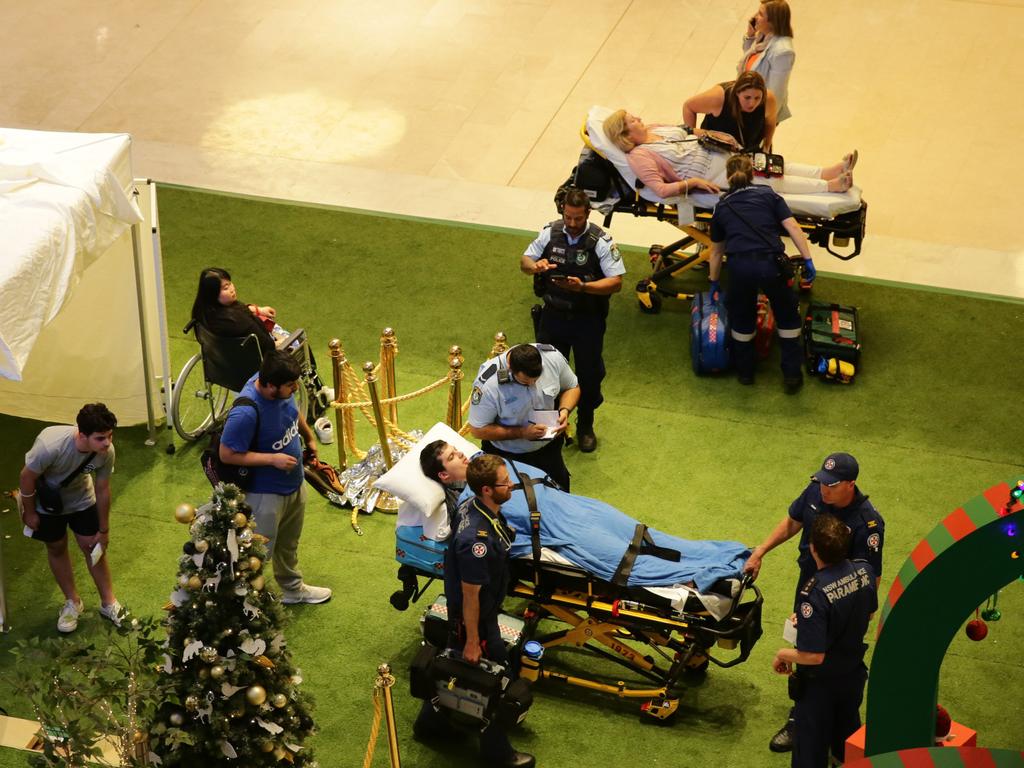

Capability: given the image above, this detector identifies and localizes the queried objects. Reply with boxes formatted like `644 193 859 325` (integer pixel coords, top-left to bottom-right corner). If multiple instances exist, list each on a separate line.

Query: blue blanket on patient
456 459 750 593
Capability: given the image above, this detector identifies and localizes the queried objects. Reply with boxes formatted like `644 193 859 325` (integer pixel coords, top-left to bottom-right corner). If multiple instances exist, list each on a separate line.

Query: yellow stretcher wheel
636 280 662 315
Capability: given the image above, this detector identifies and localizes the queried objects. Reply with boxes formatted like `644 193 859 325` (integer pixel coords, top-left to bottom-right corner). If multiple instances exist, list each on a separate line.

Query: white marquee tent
0 128 169 438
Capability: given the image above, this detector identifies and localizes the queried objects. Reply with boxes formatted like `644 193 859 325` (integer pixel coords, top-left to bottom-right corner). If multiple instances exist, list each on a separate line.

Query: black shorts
31 505 100 543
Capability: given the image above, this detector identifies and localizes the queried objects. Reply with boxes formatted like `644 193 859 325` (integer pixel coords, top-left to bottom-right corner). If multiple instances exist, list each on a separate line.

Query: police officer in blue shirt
414 454 535 768
521 188 625 453
744 451 884 753
772 513 877 768
469 343 580 492
708 154 816 392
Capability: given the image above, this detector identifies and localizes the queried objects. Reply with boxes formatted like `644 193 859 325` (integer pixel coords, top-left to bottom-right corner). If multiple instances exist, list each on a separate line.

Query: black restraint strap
508 461 549 584
611 524 682 589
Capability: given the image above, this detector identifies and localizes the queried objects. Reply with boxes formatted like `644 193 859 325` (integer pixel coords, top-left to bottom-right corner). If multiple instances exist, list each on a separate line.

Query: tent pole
145 182 173 440
130 218 158 446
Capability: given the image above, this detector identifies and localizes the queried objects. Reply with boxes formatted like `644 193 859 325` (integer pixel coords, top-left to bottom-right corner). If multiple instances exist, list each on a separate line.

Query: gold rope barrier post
491 331 509 358
379 663 401 768
380 327 399 430
364 361 394 469
446 345 464 431
329 338 349 471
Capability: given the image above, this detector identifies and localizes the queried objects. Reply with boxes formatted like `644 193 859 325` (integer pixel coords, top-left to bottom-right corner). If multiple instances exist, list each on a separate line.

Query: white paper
529 409 560 440
90 543 103 567
782 615 798 644
23 525 34 538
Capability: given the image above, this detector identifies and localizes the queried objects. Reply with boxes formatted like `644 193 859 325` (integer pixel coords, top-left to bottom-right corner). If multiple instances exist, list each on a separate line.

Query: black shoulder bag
36 451 97 514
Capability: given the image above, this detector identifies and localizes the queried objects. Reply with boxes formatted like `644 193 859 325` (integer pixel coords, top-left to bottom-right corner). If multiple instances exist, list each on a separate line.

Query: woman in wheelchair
190 267 278 357
602 109 856 199
186 267 331 428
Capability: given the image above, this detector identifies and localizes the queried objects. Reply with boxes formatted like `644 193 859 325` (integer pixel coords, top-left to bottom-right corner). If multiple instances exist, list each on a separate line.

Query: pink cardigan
627 130 685 199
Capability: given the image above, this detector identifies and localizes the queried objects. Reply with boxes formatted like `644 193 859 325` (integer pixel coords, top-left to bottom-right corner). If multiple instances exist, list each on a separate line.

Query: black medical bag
410 644 533 729
555 147 634 210
803 301 861 378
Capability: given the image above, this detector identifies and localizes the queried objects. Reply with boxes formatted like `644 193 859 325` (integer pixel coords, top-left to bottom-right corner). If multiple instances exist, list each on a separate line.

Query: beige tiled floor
3 0 1023 297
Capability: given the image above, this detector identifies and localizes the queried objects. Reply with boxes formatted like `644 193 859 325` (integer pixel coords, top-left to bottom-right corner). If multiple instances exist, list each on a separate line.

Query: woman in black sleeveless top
683 71 775 152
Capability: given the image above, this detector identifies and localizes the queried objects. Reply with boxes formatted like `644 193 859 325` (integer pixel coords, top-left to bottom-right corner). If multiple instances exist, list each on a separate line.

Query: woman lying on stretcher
420 440 750 593
601 109 858 199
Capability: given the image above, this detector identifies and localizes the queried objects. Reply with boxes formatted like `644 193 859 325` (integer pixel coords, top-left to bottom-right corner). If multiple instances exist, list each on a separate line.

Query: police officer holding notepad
468 343 580 492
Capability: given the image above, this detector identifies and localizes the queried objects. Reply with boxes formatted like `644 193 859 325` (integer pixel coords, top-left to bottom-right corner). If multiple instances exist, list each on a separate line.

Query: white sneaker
314 416 334 444
57 599 84 633
99 600 125 627
281 583 332 605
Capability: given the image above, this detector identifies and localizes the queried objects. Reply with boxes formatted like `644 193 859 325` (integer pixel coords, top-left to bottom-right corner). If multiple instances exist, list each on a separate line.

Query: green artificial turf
0 186 1021 766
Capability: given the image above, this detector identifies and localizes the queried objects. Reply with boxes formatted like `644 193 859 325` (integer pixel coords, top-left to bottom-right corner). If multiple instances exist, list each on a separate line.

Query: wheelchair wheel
295 378 311 425
171 354 229 441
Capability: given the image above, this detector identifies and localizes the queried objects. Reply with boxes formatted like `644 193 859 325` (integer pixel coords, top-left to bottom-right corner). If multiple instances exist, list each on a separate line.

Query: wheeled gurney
574 106 868 314
392 521 763 719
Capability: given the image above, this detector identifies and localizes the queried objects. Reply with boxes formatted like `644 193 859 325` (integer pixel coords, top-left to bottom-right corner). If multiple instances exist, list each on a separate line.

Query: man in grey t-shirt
18 403 124 633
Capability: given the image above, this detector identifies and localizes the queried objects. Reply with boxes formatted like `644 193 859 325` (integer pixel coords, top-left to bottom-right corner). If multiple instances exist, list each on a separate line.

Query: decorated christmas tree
149 484 318 766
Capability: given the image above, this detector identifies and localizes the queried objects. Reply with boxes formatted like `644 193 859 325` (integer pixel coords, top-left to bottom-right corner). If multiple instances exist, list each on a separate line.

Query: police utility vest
535 221 609 317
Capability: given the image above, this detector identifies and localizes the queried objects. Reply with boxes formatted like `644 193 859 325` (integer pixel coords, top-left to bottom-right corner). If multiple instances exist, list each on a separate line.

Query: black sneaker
783 374 804 394
769 722 794 752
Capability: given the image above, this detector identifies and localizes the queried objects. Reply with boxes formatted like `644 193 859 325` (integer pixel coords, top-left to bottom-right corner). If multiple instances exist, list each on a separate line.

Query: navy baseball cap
813 453 859 485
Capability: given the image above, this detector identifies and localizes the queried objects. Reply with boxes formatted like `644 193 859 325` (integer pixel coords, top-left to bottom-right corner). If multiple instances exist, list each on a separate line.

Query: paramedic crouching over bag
413 454 536 768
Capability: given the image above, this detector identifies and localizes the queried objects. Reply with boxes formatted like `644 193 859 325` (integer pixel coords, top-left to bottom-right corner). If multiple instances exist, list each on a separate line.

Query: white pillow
374 422 479 520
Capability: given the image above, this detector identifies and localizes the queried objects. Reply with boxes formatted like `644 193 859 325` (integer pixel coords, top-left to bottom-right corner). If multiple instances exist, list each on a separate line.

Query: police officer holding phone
772 513 877 768
520 187 624 453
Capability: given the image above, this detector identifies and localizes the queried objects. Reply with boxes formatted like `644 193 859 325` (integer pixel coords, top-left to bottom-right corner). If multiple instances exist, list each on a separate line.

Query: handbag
36 451 97 514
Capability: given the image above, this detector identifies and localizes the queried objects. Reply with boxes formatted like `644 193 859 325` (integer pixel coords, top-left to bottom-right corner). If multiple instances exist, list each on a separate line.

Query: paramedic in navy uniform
520 187 625 453
707 153 814 392
414 454 535 768
772 513 877 768
744 451 884 753
469 342 580 492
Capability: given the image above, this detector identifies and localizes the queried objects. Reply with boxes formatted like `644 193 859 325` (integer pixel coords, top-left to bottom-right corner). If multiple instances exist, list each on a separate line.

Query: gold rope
330 374 450 410
361 684 383 768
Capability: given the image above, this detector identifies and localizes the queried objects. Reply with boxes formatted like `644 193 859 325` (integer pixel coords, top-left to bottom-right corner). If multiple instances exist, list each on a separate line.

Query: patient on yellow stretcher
408 440 750 593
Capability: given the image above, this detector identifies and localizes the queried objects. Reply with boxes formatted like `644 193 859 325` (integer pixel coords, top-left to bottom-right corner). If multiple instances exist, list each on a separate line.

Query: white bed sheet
585 106 861 222
530 546 737 621
0 128 142 381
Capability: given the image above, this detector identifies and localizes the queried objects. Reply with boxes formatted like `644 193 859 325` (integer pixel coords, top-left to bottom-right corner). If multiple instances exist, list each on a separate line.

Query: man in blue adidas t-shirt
220 350 331 605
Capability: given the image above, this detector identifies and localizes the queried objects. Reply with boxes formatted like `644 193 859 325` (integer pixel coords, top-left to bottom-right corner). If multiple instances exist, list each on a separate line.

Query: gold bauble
246 685 267 706
197 668 209 680
187 575 202 590
271 693 287 708
169 712 184 727
199 647 218 663
273 746 286 760
261 741 275 753
250 575 265 591
248 556 262 572
174 503 197 524
210 665 225 679
184 695 199 711
194 539 209 553
254 655 275 670
233 512 247 528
